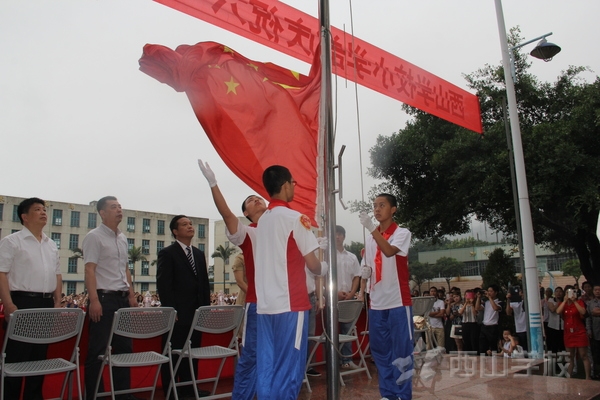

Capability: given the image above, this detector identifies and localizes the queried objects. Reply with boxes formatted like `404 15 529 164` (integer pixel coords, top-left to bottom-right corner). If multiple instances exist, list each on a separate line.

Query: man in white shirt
83 196 138 400
507 286 528 352
476 284 502 355
428 286 446 350
0 197 62 400
335 225 361 367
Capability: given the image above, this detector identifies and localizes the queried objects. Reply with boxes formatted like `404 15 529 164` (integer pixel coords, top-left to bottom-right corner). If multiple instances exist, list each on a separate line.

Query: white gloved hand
359 211 376 233
198 159 217 187
360 265 372 280
316 237 328 250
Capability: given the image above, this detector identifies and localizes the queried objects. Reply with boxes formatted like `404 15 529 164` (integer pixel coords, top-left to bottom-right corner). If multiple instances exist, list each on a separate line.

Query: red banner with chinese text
154 0 483 133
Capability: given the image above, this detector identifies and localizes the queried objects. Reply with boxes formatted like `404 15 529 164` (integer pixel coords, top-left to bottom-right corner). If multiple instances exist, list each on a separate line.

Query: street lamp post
494 0 560 359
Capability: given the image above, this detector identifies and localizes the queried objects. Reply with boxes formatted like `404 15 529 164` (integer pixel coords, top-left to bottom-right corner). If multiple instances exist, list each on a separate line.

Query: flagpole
318 0 340 399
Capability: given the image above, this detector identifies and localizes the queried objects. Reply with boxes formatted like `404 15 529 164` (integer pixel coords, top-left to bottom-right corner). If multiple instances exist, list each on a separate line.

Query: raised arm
198 160 239 234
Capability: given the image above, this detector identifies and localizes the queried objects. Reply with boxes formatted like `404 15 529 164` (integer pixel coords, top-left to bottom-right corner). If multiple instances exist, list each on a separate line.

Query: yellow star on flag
223 46 234 54
247 63 259 72
290 70 300 80
225 77 240 94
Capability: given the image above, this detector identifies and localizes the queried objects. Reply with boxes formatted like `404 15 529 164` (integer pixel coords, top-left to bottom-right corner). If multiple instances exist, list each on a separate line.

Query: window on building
157 220 165 235
12 205 19 222
127 238 135 250
66 282 77 295
128 261 134 272
52 209 63 226
141 283 149 292
0 203 4 221
198 243 205 252
127 217 135 232
70 211 80 227
51 233 61 249
157 240 164 253
141 261 149 276
198 224 206 238
69 234 79 250
142 239 150 255
88 213 97 229
68 258 78 273
11 229 19 234
143 218 151 233
224 272 230 281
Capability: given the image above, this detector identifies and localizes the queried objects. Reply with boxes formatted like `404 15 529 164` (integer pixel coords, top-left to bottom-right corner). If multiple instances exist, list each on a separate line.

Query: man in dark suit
157 215 211 399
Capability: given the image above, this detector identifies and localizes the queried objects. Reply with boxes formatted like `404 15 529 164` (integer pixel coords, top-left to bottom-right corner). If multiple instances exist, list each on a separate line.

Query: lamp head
530 38 561 62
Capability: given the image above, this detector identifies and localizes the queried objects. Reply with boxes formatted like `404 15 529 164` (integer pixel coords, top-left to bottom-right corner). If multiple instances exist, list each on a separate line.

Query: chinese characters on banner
154 0 483 133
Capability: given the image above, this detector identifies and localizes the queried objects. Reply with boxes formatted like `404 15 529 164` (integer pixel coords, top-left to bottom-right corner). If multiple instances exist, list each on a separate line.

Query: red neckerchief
267 199 290 210
374 223 398 284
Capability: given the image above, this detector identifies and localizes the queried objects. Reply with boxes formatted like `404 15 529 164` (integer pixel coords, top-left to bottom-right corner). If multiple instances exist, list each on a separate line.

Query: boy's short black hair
262 165 292 197
375 193 397 208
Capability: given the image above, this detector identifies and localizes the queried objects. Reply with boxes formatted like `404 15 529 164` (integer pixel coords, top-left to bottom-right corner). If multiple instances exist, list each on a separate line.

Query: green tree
446 237 494 249
481 248 519 295
212 245 238 291
128 246 147 289
344 241 365 263
434 256 464 291
409 261 434 293
561 259 582 286
368 27 600 283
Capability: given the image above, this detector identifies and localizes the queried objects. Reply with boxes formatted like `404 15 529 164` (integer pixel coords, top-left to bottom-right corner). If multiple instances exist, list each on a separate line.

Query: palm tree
128 246 147 291
211 245 237 291
70 247 83 259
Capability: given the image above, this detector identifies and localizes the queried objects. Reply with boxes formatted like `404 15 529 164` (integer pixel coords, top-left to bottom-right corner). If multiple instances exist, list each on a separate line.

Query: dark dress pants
3 296 53 400
85 293 132 400
161 322 201 398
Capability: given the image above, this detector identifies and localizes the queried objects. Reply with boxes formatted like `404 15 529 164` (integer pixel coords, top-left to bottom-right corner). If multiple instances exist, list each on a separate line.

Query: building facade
0 195 209 296
417 243 577 293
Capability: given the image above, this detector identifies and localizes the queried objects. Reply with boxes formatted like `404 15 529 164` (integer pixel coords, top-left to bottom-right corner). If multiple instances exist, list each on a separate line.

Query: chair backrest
193 305 244 335
111 307 177 340
2 308 85 362
411 296 436 317
337 300 363 328
2 308 85 347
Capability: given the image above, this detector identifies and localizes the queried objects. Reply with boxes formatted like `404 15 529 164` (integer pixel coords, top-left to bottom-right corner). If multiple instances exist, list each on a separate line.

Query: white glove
360 265 372 280
198 159 217 187
359 211 376 233
319 261 329 276
306 261 329 278
316 237 328 250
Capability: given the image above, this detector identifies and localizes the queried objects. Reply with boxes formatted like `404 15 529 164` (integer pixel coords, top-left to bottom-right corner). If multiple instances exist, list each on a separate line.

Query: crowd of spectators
53 290 240 310
412 281 600 380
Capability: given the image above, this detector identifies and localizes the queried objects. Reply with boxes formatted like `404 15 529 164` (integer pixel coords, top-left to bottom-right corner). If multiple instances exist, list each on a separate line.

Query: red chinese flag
139 41 321 224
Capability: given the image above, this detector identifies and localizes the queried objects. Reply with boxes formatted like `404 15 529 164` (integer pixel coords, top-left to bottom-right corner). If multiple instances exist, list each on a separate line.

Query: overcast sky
1 0 598 248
